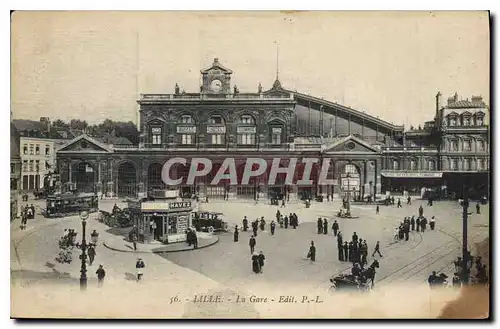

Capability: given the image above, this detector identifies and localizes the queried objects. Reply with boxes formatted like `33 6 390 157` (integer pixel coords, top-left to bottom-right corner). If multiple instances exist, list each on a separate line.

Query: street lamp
75 210 98 291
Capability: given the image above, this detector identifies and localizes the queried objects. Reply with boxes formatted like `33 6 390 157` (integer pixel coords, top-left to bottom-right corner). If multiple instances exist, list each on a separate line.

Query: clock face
210 79 222 91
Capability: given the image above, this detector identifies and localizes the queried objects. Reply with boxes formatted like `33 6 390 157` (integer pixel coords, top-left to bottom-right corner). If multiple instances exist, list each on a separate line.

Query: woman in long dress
251 252 260 273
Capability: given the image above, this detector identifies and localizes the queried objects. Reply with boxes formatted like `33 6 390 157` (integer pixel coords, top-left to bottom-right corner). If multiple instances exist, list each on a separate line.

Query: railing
140 93 294 101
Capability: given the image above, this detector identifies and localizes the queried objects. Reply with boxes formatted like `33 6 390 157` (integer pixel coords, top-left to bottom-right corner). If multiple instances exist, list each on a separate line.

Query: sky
11 11 490 128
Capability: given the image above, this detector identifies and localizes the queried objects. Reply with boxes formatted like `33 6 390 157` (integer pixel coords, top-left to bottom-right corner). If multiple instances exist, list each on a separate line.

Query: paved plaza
10 196 489 318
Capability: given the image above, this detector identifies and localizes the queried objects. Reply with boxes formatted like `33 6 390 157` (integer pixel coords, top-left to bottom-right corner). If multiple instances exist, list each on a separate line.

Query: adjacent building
11 122 21 220
54 58 490 200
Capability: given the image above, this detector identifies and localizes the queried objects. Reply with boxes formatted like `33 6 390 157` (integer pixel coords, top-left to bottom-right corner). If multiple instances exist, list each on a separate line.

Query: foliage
51 118 139 144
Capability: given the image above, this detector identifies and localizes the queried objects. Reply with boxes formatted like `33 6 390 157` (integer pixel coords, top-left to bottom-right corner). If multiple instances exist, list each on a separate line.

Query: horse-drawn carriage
97 206 133 227
329 260 379 293
192 211 228 233
329 274 371 292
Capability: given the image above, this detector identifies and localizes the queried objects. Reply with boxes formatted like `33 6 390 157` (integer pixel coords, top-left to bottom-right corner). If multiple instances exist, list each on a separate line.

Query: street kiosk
127 190 194 244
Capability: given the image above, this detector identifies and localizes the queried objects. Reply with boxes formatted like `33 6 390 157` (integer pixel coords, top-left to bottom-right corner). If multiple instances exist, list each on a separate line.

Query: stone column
107 159 115 198
138 160 148 198
96 159 103 196
375 159 382 195
363 160 369 200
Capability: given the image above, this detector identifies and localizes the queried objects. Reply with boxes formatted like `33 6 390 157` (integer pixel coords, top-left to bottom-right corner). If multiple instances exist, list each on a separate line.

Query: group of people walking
19 204 36 230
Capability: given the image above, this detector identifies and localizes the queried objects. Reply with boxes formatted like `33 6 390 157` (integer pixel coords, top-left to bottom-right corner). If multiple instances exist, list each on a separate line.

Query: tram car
44 193 99 218
192 211 228 233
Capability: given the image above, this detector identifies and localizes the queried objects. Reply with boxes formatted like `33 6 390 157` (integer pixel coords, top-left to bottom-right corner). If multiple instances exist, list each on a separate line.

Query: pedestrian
337 231 343 247
376 205 379 214
397 198 402 208
281 198 286 208
293 213 299 227
407 196 411 205
429 216 436 230
361 242 368 265
317 218 323 234
96 264 105 287
132 232 138 251
135 258 145 281
332 220 339 236
307 241 316 262
258 251 266 273
251 252 260 274
323 218 328 235
242 216 248 231
87 245 96 266
421 217 427 232
270 221 276 235
372 241 383 257
249 235 256 254
410 216 415 231
260 217 266 231
343 241 349 262
352 232 358 244
338 241 344 261
284 216 289 229
252 220 258 237
279 216 284 228
234 225 239 242
192 230 198 249
476 202 480 214
150 219 157 240
419 205 424 217
404 224 410 241
348 242 354 262
416 216 421 232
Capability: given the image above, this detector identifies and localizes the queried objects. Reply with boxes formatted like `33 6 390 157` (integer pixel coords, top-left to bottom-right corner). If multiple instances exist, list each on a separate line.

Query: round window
81 141 88 149
346 141 356 150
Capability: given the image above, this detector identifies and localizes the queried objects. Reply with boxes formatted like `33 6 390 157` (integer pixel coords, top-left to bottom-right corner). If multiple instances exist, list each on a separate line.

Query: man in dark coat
284 216 289 229
419 205 424 217
258 251 266 273
352 232 358 244
397 198 402 208
348 242 354 262
307 241 316 262
420 217 427 232
252 220 258 237
407 196 412 205
404 222 410 241
376 205 379 214
270 221 276 235
317 218 323 234
332 220 339 236
338 241 344 261
249 236 256 254
323 218 328 235
416 216 421 232
372 241 383 257
260 217 266 231
87 245 96 266
234 225 239 242
410 216 415 231
337 232 343 248
343 241 349 262
242 216 248 231
476 202 481 214
192 230 198 249
96 265 106 287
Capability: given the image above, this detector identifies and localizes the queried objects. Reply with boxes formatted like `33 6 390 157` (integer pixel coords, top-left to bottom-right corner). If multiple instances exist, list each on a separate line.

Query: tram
45 193 99 218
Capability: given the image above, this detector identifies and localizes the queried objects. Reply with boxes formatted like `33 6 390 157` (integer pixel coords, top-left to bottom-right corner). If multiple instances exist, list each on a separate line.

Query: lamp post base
80 277 88 291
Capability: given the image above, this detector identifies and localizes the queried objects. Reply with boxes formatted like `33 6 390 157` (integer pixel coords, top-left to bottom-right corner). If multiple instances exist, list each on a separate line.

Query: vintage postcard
10 11 490 319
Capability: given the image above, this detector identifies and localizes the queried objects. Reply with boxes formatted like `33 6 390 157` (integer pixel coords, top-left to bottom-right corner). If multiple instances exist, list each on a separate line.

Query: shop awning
381 172 443 178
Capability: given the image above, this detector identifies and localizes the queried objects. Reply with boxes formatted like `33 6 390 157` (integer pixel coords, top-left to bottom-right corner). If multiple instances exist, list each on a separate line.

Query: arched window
477 159 484 171
268 119 285 145
207 115 226 145
147 119 164 147
344 164 358 175
428 160 435 171
477 139 485 151
463 158 471 171
237 114 256 145
450 158 457 170
462 114 471 126
475 113 484 126
463 139 471 151
410 159 417 171
450 140 458 152
177 114 196 145
392 159 399 170
448 115 457 126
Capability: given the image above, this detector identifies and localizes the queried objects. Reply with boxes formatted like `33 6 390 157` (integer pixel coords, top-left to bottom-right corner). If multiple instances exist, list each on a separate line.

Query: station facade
55 58 490 200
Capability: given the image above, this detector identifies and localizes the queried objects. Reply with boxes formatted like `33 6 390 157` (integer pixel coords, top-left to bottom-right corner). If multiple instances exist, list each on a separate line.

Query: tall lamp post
76 210 99 291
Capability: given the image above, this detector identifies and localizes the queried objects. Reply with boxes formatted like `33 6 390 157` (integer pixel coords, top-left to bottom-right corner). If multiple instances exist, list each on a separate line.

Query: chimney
435 91 442 111
471 95 483 104
39 117 51 135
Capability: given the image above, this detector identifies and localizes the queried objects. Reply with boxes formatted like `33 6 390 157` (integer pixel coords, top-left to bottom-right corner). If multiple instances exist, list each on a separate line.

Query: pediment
447 111 459 117
57 135 112 153
200 58 233 74
322 135 380 154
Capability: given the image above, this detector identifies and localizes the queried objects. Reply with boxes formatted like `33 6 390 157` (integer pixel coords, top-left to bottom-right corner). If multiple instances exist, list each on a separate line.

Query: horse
361 259 380 288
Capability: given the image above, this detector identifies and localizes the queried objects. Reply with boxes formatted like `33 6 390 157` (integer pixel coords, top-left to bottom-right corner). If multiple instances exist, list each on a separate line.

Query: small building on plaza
127 190 193 244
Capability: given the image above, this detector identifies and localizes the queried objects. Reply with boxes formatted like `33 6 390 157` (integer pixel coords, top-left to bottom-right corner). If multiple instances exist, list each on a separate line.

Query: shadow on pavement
124 272 136 281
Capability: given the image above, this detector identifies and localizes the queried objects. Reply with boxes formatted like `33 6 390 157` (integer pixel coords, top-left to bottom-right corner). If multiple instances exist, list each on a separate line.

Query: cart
329 274 371 292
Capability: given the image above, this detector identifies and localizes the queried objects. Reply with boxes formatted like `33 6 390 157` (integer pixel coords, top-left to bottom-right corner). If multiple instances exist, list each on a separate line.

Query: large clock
210 79 222 92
